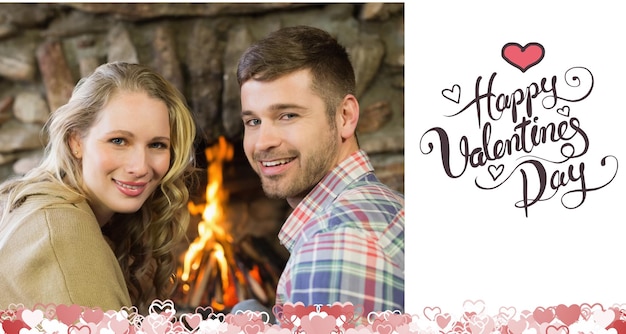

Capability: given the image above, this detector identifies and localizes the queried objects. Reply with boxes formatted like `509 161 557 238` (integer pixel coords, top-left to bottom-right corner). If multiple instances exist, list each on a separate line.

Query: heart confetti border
2 299 625 334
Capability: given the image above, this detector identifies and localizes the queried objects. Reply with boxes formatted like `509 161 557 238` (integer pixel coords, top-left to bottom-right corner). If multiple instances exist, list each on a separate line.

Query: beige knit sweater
0 184 131 311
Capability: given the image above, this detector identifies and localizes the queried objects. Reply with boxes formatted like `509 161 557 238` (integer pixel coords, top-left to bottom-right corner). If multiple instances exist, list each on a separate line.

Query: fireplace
0 4 404 312
171 136 291 313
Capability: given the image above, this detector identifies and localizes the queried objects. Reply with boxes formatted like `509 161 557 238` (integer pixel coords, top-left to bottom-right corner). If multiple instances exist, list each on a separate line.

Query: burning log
173 136 285 313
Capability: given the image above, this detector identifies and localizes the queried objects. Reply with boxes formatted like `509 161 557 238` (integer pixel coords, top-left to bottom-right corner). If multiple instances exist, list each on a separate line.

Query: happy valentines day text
420 67 618 217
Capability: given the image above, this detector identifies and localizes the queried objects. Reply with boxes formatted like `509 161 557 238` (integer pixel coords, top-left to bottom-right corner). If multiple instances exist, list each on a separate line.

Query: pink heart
373 323 393 334
148 300 175 321
546 325 570 334
580 304 592 320
533 306 556 324
452 320 469 333
194 305 215 319
423 306 441 321
20 309 44 328
555 304 580 326
226 312 256 327
31 303 57 319
435 313 451 329
108 317 131 334
56 304 83 326
264 327 292 334
502 42 545 72
180 313 202 330
469 314 495 334
463 300 486 315
384 312 408 328
499 306 517 321
68 324 92 334
507 318 528 334
300 314 336 334
82 308 104 324
592 308 617 328
243 323 263 334
170 322 187 333
143 315 172 334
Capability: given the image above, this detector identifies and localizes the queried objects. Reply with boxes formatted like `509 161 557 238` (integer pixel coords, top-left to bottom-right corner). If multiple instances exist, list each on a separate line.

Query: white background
405 1 625 316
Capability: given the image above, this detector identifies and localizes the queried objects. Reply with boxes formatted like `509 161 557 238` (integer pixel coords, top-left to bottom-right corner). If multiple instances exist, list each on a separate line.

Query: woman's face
70 91 171 226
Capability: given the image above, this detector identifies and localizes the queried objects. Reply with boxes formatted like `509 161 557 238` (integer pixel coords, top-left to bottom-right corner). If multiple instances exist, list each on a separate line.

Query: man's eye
245 119 261 126
281 113 296 120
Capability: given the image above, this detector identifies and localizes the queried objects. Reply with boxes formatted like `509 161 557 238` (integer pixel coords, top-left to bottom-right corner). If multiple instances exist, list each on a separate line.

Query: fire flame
179 136 235 309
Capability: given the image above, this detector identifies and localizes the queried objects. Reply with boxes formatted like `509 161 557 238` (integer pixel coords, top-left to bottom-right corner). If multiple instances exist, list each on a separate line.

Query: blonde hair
0 62 197 310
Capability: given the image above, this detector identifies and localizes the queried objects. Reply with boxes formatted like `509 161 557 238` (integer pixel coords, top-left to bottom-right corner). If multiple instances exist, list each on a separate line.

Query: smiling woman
0 62 197 313
68 91 173 225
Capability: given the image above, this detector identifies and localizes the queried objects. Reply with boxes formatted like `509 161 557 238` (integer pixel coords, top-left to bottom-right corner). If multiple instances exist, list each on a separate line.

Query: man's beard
260 134 338 200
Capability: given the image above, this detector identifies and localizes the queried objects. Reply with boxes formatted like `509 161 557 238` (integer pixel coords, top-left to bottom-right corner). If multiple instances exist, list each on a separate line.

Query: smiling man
237 25 405 319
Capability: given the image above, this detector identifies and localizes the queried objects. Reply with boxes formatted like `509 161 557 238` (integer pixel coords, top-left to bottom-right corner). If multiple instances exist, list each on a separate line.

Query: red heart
325 304 346 319
1 319 28 334
502 42 545 72
608 319 626 333
325 303 359 325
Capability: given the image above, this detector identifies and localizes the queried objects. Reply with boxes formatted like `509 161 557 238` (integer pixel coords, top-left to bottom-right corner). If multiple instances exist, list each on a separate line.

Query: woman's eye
111 138 125 145
150 142 169 149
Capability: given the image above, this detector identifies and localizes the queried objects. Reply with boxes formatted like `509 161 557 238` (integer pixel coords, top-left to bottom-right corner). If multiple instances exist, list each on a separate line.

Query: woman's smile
114 179 149 197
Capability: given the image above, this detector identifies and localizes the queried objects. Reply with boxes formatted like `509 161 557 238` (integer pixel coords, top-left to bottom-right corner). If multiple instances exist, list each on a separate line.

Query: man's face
241 69 340 205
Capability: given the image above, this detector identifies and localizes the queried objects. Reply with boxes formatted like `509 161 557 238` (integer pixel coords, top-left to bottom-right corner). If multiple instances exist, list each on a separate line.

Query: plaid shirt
276 150 405 318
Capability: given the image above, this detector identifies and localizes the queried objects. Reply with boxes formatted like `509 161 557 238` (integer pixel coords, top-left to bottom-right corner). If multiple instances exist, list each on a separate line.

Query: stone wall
0 3 404 193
